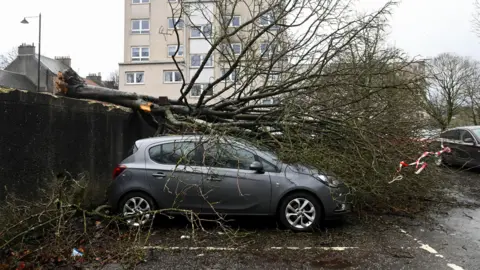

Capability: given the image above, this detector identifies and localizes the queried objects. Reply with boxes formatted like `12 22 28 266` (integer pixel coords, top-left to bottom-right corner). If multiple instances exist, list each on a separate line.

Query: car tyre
118 192 156 227
278 192 322 232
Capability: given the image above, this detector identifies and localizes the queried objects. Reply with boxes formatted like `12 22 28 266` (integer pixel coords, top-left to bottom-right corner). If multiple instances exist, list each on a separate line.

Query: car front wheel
119 192 156 227
279 192 322 232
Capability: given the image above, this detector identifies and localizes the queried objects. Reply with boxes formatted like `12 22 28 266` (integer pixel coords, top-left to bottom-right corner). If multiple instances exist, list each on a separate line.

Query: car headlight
314 174 341 188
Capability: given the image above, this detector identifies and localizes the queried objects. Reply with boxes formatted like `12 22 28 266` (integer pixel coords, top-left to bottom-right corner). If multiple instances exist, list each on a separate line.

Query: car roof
134 134 252 148
444 126 480 132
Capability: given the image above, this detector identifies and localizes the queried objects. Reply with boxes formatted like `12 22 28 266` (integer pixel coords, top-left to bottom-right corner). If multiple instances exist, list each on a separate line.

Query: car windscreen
472 129 480 138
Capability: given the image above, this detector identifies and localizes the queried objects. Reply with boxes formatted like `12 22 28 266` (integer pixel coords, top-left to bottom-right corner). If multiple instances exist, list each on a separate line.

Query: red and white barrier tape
389 141 451 184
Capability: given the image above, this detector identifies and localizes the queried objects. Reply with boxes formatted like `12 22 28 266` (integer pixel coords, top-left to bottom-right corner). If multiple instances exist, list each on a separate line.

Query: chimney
18 43 35 55
86 72 103 86
55 56 71 67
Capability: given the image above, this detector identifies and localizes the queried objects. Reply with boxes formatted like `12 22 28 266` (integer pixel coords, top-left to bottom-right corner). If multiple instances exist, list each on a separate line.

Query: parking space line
397 227 465 270
141 246 358 251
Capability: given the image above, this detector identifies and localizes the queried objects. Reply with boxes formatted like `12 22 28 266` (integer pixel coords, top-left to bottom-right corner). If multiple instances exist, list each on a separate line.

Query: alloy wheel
122 197 152 227
285 198 316 229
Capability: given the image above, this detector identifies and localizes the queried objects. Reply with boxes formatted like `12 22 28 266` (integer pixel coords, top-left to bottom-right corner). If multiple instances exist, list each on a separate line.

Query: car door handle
152 172 166 178
207 176 221 181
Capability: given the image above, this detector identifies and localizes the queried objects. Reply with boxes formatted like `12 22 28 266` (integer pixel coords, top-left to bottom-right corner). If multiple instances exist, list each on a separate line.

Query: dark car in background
433 126 480 167
108 135 351 232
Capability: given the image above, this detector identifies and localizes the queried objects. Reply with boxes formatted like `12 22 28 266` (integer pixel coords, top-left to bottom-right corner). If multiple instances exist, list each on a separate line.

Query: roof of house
0 70 37 91
35 55 69 75
84 78 100 86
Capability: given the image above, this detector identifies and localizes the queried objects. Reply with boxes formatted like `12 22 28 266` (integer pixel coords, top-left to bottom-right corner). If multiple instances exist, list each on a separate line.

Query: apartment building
120 0 282 104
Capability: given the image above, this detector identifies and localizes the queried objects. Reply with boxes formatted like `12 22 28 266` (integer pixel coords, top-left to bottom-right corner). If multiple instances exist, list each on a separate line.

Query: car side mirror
249 161 264 173
464 137 474 144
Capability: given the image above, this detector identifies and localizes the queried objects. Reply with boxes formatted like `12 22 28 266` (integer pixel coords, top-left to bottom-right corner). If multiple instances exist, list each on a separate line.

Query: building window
221 68 237 82
126 72 144 84
260 43 278 57
132 19 150 34
225 15 241 27
191 84 213 97
132 0 149 3
268 73 280 81
231 43 241 55
190 54 213 67
167 45 184 57
219 43 241 56
259 12 278 29
262 98 274 105
164 70 182 83
168 18 184 29
191 24 212 38
131 47 149 61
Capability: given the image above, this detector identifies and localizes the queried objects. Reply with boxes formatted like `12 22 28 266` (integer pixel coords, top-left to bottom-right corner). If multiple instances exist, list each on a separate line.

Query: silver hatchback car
108 135 351 231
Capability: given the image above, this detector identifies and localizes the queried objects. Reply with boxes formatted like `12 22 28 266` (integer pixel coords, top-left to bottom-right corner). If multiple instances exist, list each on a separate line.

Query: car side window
441 130 460 140
460 130 474 142
257 156 278 172
149 141 198 166
202 143 256 170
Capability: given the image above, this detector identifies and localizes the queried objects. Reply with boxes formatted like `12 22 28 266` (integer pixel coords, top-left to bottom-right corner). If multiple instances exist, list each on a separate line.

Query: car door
144 140 205 212
439 129 461 164
457 129 480 167
199 141 272 215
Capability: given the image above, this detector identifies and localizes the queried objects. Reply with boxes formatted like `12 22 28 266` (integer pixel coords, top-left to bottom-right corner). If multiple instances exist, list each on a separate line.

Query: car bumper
323 184 352 220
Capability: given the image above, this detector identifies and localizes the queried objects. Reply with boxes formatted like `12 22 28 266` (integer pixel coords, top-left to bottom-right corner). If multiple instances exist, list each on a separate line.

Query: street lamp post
21 13 41 92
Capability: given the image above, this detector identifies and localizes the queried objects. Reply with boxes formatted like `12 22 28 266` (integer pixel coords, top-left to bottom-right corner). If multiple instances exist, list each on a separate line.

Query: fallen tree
52 0 437 211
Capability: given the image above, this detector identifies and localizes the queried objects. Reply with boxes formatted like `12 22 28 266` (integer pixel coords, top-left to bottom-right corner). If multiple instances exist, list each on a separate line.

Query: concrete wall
0 89 155 206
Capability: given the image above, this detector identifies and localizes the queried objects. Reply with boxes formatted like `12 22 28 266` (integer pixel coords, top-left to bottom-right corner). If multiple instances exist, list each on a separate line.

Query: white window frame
167 45 184 57
164 70 183 83
190 24 212 38
131 19 150 34
221 68 237 82
132 0 149 4
191 84 212 97
131 47 150 62
125 71 145 85
190 54 213 68
231 43 242 55
259 12 279 30
261 98 274 105
168 18 184 29
226 15 241 27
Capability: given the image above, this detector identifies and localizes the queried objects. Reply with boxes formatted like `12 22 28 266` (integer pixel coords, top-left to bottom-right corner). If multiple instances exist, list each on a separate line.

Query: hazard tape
389 140 451 184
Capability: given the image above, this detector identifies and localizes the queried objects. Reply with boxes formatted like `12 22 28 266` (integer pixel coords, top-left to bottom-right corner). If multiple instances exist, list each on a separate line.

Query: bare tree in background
464 60 480 125
421 53 475 131
0 47 17 69
104 70 119 90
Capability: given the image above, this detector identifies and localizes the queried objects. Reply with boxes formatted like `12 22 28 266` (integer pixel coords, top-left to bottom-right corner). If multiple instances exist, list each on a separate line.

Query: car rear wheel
278 192 322 232
119 192 156 227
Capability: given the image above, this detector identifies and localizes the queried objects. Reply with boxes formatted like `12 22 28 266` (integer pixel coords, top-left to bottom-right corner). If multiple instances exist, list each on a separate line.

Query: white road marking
142 246 357 251
398 227 465 270
419 244 438 254
447 263 464 270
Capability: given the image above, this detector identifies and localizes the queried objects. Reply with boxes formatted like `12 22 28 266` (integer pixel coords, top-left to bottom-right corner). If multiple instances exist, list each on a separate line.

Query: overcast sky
0 0 478 78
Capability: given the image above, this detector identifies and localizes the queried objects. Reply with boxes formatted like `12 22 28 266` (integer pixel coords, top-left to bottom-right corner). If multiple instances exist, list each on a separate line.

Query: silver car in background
108 135 351 231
